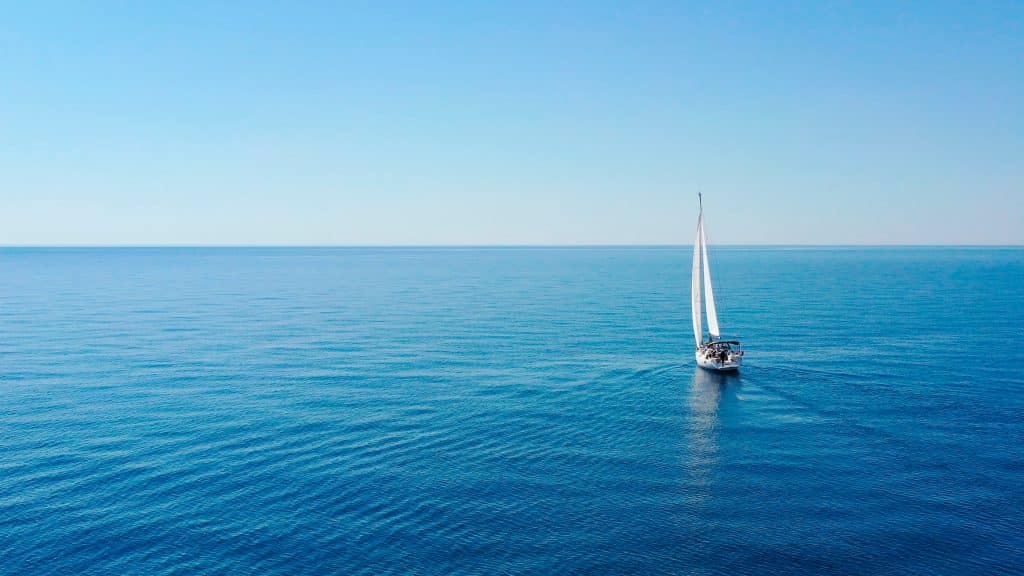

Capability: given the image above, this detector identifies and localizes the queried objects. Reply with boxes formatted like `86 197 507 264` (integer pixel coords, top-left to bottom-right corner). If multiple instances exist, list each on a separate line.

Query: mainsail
691 216 703 347
700 219 720 339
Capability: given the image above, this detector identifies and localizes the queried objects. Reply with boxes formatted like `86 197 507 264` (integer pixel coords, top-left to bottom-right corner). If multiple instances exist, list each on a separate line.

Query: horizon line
2 243 1022 249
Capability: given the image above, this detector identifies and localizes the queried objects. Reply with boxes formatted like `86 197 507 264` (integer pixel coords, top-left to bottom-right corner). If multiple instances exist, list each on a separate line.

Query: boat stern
695 342 743 371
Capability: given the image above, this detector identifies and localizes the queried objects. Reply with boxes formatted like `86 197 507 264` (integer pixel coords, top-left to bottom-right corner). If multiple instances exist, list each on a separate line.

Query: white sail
691 216 703 346
700 219 720 339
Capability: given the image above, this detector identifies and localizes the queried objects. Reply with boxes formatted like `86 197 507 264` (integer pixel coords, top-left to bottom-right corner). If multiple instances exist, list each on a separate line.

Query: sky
1 2 1021 245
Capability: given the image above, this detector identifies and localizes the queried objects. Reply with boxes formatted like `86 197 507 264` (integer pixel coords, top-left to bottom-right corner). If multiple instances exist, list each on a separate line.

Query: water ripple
1 247 1022 575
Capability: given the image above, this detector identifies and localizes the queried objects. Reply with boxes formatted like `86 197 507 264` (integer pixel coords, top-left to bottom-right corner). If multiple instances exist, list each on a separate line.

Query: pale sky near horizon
2 2 1021 245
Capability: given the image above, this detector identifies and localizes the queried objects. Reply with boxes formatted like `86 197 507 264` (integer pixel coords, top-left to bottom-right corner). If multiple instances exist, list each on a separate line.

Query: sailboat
692 194 743 371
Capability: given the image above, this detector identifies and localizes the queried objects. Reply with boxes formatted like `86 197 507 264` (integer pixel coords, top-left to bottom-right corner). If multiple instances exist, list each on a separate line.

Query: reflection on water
689 368 740 418
684 368 741 496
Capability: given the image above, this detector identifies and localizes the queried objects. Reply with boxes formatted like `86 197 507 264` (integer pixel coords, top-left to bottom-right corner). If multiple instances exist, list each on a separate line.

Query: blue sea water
1 247 1022 575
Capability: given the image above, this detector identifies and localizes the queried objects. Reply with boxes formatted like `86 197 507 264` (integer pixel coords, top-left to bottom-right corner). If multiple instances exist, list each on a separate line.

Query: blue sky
2 2 1021 244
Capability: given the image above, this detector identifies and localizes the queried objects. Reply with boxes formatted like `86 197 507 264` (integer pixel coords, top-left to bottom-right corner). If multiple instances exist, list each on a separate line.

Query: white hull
695 348 741 371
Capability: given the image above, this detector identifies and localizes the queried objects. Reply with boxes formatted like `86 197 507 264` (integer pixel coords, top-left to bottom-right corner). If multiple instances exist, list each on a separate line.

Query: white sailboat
692 195 743 371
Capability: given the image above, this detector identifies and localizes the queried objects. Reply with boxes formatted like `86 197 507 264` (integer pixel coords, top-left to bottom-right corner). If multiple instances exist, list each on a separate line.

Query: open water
1 247 1022 575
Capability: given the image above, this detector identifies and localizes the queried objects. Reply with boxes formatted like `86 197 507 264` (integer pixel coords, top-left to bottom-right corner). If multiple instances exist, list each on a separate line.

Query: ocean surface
1 247 1022 575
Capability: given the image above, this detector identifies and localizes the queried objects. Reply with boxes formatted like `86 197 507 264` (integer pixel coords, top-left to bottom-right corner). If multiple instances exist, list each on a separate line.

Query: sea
1 247 1022 575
